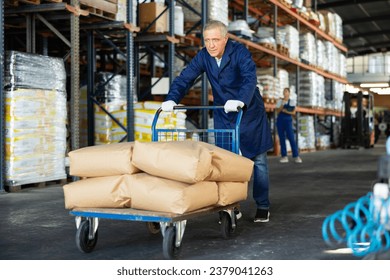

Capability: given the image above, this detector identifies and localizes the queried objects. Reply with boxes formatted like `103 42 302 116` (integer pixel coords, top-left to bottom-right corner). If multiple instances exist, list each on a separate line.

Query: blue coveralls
276 99 299 158
166 39 273 210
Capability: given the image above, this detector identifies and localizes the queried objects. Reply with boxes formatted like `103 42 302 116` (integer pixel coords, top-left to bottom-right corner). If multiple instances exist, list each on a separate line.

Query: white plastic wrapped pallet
4 51 67 186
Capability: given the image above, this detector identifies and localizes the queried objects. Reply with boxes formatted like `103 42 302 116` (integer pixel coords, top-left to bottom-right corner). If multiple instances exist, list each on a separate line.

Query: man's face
203 27 228 59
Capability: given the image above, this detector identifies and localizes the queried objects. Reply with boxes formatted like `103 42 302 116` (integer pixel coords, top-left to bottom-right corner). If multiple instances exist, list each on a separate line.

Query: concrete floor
1 139 389 260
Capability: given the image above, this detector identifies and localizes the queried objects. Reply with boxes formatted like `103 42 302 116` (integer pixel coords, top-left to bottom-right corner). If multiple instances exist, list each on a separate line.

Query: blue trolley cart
69 106 243 259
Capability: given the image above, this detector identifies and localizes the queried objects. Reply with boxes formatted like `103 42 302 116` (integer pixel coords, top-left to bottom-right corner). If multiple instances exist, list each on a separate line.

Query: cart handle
151 105 243 152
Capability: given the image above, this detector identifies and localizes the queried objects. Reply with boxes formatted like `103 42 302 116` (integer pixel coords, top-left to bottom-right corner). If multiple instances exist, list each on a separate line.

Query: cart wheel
220 211 236 239
146 222 161 235
162 227 181 260
76 220 98 253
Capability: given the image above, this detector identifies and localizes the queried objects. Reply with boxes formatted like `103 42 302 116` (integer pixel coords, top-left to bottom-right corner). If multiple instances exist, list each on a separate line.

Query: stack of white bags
63 140 254 214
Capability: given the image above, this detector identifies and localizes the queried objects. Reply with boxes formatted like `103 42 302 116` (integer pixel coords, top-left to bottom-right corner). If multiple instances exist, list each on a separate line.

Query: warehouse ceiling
316 0 390 57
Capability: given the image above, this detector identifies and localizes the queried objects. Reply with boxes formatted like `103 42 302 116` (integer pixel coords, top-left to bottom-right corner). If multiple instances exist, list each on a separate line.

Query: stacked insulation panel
4 51 67 186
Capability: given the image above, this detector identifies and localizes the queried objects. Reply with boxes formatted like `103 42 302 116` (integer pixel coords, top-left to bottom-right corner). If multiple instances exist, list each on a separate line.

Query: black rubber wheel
76 220 98 253
220 211 236 239
146 222 161 235
162 227 181 259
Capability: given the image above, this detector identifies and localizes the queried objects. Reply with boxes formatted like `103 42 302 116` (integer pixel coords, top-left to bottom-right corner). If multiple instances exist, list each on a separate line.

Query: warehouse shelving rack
135 0 210 129
1 0 5 193
0 0 138 191
229 0 348 150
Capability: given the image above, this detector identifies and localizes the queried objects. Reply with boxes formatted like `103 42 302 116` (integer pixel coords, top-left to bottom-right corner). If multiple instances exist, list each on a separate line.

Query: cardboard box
138 2 168 33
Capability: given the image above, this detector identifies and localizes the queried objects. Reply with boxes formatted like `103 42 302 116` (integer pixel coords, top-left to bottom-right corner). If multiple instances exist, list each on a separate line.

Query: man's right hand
161 100 177 112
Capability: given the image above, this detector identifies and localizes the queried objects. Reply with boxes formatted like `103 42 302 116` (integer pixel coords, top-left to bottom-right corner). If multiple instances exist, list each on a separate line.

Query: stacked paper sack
63 140 254 214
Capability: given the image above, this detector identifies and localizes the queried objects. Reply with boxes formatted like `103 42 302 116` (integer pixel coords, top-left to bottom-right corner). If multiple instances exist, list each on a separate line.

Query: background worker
161 20 273 222
276 87 302 163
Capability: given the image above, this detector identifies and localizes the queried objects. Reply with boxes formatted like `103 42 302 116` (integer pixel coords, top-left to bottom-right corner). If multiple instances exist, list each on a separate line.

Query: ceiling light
369 87 390 95
346 85 360 93
360 83 389 88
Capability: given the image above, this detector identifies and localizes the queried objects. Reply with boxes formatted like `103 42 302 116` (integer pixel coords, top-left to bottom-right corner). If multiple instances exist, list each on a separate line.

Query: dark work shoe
254 209 270 223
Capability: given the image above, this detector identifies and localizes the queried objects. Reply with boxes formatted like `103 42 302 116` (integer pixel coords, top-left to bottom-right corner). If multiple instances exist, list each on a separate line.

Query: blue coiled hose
322 192 390 257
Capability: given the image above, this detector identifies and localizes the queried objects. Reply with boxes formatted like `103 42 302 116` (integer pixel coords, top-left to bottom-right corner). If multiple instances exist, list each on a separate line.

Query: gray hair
203 20 228 37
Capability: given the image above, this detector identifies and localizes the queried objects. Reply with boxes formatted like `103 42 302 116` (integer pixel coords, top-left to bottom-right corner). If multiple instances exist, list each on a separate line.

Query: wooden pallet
278 0 292 8
259 42 276 51
176 34 201 48
277 44 289 57
299 148 316 153
309 19 320 27
6 179 68 193
79 4 115 20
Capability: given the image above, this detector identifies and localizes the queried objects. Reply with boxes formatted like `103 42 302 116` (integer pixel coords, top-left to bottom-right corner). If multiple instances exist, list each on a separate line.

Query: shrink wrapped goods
134 102 187 142
4 51 67 186
294 71 325 108
319 11 343 43
277 69 289 99
89 72 187 144
325 80 345 111
277 25 299 59
179 0 228 26
4 51 66 91
316 134 331 149
299 32 317 65
316 39 328 70
115 0 137 24
298 116 316 150
256 73 279 100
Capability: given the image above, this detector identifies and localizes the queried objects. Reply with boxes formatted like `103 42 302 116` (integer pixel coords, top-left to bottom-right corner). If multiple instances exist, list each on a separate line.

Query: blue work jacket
166 39 273 158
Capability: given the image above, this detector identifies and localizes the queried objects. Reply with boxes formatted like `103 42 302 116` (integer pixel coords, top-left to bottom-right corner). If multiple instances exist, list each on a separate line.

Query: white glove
161 100 177 112
224 100 244 113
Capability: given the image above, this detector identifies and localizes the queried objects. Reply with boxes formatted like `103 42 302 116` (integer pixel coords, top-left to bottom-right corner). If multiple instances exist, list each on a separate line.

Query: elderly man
161 20 273 222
